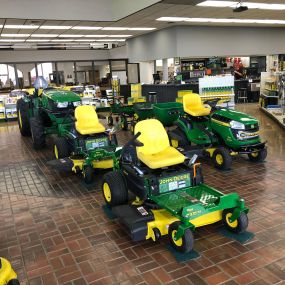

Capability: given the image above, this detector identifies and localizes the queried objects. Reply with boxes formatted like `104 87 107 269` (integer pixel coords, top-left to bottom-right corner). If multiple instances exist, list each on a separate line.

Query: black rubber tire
30 117 45 150
222 208 248 234
169 128 189 148
54 137 70 159
168 221 194 253
102 171 128 207
130 122 136 134
212 147 232 170
83 165 94 184
16 98 31 136
107 115 113 126
248 148 267 162
7 279 20 285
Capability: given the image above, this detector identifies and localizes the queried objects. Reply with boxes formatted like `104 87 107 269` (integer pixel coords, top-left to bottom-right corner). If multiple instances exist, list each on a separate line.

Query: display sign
85 137 108 150
159 173 191 193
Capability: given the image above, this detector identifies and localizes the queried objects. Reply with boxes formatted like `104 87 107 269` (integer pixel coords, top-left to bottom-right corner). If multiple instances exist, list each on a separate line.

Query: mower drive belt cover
47 158 74 172
112 205 154 241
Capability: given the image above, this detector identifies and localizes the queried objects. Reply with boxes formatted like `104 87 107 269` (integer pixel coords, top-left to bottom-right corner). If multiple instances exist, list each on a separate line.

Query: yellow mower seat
134 119 185 169
183 93 211 116
75 105 105 135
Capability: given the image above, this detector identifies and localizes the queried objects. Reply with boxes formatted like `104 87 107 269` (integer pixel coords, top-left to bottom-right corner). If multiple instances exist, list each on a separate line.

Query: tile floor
0 104 284 285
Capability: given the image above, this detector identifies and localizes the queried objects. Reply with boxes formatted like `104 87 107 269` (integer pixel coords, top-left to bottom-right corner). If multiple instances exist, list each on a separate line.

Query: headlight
57 102 68 108
73 101 81 107
230 120 245 130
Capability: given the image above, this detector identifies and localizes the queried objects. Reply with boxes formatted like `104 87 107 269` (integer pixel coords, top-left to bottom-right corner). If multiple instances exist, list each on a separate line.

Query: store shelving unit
199 76 235 108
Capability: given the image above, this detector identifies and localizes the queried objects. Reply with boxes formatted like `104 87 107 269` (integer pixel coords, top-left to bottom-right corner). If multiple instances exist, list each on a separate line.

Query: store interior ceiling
1 0 285 50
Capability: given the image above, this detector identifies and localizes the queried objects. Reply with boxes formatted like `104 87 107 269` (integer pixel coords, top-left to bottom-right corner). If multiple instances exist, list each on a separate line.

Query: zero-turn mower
102 119 249 253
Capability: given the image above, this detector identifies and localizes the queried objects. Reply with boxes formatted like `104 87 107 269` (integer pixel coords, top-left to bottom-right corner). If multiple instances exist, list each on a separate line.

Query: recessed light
39 25 72 29
4 24 39 29
58 35 83 38
71 26 102 30
1 34 30 37
74 39 97 42
102 27 128 31
30 34 59 37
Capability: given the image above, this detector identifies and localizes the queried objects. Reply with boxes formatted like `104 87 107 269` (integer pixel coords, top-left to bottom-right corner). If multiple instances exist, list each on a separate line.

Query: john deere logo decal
159 173 191 193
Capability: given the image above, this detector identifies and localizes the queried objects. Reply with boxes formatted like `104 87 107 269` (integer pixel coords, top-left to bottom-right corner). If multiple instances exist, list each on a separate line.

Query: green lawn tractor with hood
168 94 267 170
102 119 249 253
16 76 81 149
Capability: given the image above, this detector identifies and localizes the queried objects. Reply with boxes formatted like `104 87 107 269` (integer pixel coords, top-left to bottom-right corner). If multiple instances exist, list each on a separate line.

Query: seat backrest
134 119 169 155
183 93 203 111
75 105 100 129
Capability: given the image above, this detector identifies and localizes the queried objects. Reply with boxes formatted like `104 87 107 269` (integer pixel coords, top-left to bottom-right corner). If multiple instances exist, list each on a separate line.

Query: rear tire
17 98 31 136
212 147 232 170
248 148 267 162
7 279 20 285
168 221 194 253
30 117 45 150
107 115 113 126
102 171 128 207
169 128 189 148
222 208 248 234
54 137 70 159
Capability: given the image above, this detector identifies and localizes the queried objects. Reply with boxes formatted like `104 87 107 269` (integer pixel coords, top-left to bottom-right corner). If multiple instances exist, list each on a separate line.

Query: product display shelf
260 107 285 130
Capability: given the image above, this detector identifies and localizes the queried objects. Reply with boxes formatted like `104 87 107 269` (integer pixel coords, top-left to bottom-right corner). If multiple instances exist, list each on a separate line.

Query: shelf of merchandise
260 107 285 130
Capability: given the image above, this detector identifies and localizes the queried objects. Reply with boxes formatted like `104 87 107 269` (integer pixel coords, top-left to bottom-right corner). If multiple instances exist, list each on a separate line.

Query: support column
14 64 19 89
34 63 38 77
162 58 168 82
54 62 59 86
74 62 78 84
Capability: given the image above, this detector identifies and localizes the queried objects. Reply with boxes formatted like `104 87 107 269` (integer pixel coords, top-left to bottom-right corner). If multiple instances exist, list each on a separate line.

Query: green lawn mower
168 94 267 170
0 257 20 285
102 119 249 253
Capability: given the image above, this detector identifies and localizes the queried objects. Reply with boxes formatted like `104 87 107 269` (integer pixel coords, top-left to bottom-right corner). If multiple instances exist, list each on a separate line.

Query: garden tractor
168 94 267 170
102 119 249 253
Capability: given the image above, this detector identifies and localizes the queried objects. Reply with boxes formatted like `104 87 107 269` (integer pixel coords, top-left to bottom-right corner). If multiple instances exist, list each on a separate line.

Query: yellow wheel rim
172 230 183 246
54 145 59 159
216 154 224 165
226 213 238 228
103 182 111 202
171 139 179 148
251 152 259 158
18 110 22 128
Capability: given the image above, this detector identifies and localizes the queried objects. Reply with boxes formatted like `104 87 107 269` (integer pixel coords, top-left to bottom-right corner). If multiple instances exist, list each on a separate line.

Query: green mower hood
213 108 258 125
44 89 81 103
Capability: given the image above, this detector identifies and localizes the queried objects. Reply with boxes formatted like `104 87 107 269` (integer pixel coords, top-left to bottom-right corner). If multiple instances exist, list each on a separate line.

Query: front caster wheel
83 165 94 184
222 208 248 234
248 148 267 162
168 221 194 253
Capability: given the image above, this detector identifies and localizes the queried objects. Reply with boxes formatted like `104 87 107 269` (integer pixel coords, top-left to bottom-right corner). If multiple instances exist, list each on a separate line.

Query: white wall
139 61 154 84
109 46 128 59
127 26 285 62
57 62 74 82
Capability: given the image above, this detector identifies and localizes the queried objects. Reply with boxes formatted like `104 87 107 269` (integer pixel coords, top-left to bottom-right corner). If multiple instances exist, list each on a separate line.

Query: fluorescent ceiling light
0 25 2 28
96 39 126 42
156 17 189 22
84 35 109 37
108 35 132 37
128 27 156 30
39 25 72 29
74 39 96 42
30 34 59 37
156 17 285 25
58 35 83 38
71 26 102 30
198 1 285 10
0 39 25 42
4 24 39 29
1 34 30 37
26 39 50 42
51 39 74 42
102 27 128 30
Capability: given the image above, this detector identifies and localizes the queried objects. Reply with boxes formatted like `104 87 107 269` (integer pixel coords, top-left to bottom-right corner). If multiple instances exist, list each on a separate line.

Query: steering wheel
203 98 221 109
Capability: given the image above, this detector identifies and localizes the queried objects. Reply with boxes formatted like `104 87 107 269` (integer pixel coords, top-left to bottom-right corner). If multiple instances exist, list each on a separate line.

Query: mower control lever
188 154 198 166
